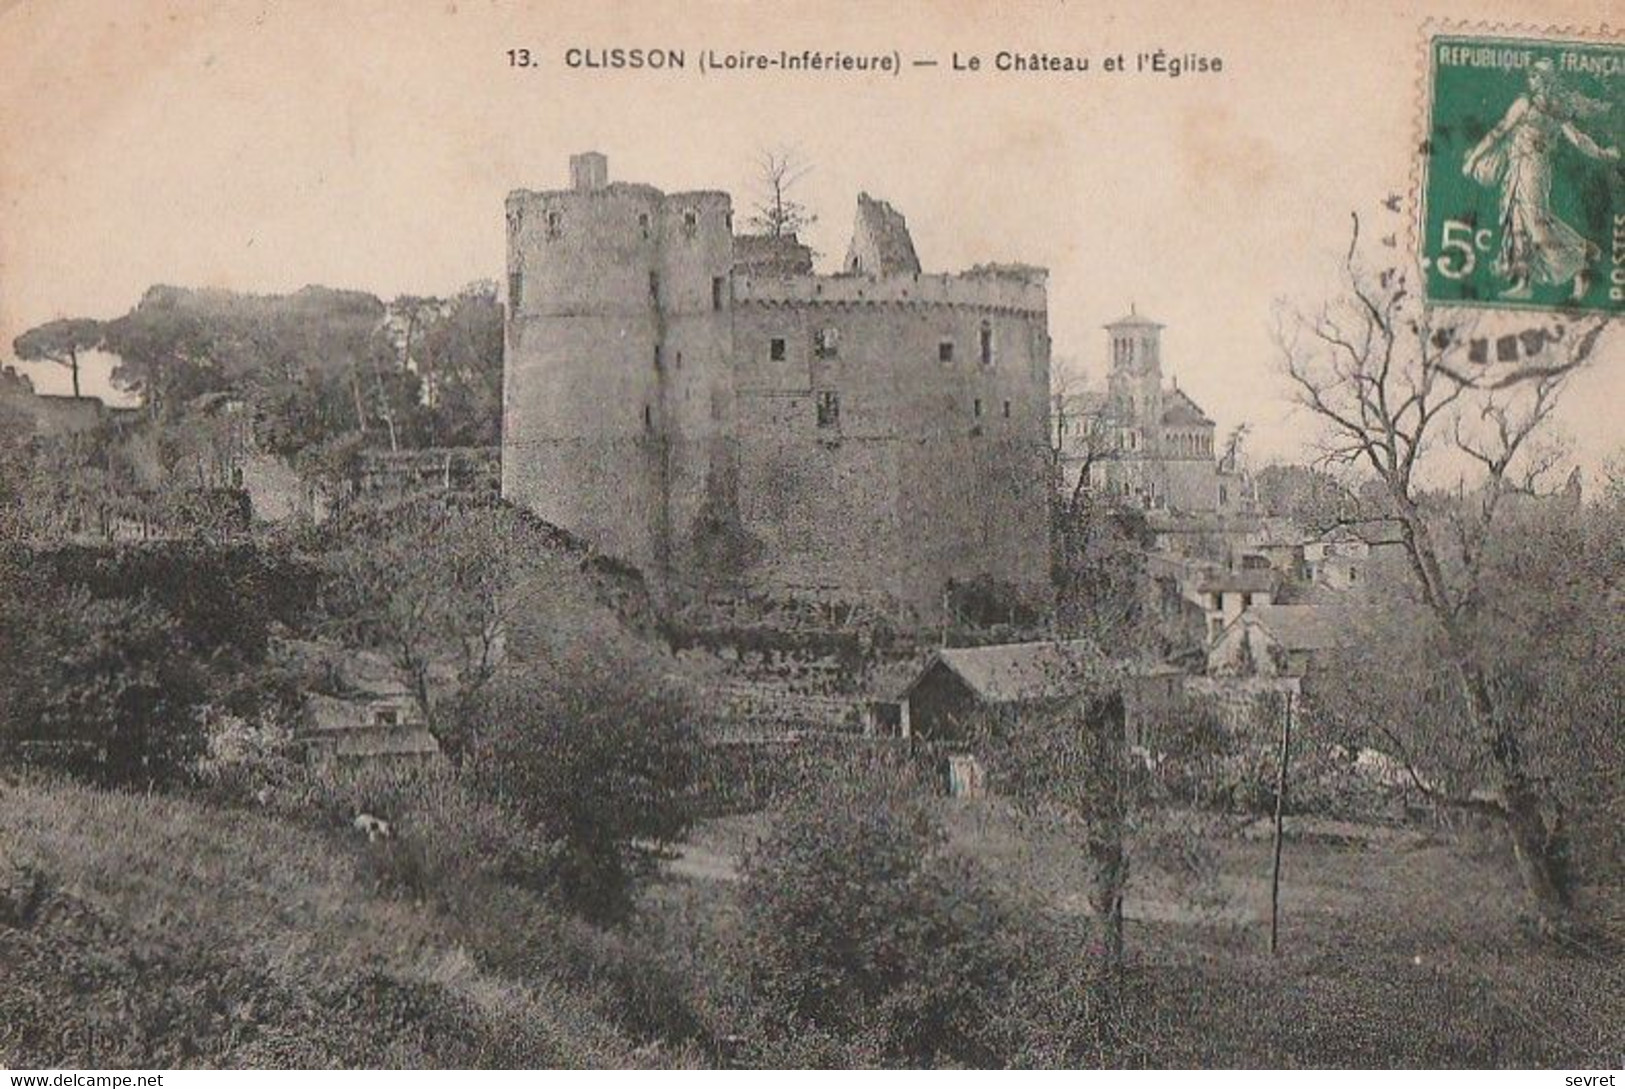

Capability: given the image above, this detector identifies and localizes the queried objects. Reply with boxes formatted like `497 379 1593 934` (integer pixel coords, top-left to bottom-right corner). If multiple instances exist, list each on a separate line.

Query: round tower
502 153 736 586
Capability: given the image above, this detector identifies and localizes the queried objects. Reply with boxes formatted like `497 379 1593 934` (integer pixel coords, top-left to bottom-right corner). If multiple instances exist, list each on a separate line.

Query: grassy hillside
0 776 680 1069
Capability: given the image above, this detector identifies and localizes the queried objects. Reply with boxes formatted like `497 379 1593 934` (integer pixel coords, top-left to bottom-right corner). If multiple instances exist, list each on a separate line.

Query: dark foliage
734 767 1120 1067
471 664 700 924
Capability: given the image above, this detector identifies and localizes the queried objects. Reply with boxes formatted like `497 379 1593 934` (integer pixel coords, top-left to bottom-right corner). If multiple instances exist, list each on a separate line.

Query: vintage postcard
0 0 1618 1076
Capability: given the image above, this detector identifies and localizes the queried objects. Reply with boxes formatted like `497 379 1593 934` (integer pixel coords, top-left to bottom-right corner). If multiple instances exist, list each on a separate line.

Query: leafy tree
319 497 529 755
1276 205 1611 933
1052 494 1158 651
100 285 401 450
1252 462 1361 528
471 657 698 924
418 283 503 446
101 287 224 420
12 318 103 399
971 656 1135 967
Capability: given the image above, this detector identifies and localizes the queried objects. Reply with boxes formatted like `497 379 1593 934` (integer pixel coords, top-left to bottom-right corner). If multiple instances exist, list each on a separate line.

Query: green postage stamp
1420 33 1622 314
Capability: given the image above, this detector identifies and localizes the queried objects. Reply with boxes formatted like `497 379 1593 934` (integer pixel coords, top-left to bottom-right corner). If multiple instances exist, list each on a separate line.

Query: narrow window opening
1002 400 1011 418
980 321 995 366
938 339 954 363
546 211 562 238
973 398 983 418
643 404 653 430
638 212 650 239
508 270 523 311
769 337 787 362
816 390 841 429
712 276 726 311
648 272 660 304
654 345 663 370
815 326 840 359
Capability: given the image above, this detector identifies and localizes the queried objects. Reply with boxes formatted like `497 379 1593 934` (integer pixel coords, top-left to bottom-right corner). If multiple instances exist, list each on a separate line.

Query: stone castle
502 152 1052 624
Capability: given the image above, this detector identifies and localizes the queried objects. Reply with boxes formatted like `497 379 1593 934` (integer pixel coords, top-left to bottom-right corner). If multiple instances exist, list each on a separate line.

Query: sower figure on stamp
1462 58 1618 301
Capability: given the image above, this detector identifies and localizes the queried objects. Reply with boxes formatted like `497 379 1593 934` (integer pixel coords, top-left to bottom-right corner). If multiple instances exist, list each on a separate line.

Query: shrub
192 707 302 804
734 766 1121 1067
0 569 207 786
277 760 557 903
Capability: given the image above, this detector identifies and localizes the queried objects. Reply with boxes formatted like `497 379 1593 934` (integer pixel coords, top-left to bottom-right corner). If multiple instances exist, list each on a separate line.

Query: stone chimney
570 151 608 191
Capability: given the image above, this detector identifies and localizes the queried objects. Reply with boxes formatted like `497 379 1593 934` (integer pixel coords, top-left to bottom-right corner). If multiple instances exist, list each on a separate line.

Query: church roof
1160 387 1214 427
1105 308 1163 328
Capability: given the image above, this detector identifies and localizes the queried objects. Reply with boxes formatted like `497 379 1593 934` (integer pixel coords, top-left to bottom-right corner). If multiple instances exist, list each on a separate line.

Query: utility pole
1269 687 1294 955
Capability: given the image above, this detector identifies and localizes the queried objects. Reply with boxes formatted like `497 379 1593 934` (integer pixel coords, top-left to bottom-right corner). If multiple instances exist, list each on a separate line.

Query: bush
469 656 699 924
193 707 302 804
0 566 207 786
733 765 1122 1067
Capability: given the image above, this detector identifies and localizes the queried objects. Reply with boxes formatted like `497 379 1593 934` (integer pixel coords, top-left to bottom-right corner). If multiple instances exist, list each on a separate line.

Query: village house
1238 516 1309 580
1206 603 1352 679
1146 552 1278 643
1302 520 1410 594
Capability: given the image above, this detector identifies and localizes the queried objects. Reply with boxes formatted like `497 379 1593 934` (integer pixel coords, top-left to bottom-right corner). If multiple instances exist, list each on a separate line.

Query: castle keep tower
504 153 1054 625
503 153 738 586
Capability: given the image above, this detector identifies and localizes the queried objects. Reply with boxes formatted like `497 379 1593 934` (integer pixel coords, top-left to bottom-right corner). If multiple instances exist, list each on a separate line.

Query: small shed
298 649 442 764
899 639 1105 743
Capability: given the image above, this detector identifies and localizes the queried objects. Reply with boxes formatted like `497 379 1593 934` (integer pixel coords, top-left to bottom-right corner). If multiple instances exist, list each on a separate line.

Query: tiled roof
1237 605 1351 652
1105 309 1164 328
1160 387 1215 427
906 639 1106 703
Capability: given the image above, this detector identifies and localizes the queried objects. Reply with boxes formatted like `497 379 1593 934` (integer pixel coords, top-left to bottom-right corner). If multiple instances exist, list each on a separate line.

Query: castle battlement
733 271 1047 315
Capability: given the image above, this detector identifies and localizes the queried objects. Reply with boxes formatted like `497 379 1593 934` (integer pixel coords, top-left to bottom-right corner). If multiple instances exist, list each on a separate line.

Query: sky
0 0 1618 479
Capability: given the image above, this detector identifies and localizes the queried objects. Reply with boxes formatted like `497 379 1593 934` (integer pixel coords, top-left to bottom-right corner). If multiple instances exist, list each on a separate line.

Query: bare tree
1047 367 1119 517
1221 422 1251 473
746 148 818 239
1276 207 1608 932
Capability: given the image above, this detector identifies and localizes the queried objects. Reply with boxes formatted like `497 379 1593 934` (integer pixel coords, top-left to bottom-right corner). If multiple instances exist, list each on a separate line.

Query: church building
1057 309 1250 513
